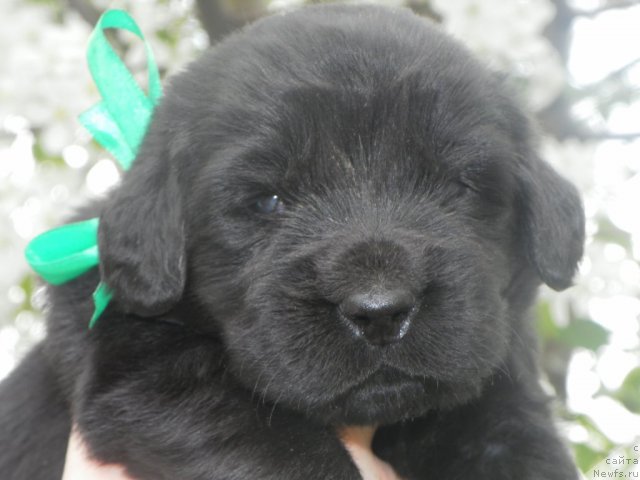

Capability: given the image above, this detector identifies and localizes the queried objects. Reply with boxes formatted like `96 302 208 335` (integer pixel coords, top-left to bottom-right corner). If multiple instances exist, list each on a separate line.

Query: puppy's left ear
518 157 585 291
98 125 186 317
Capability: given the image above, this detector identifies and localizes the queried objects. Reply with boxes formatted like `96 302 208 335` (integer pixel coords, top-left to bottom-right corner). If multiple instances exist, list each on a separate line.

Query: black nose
339 289 416 345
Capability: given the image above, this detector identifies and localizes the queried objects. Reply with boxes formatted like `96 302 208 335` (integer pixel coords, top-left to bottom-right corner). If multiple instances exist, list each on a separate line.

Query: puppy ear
98 126 186 317
519 157 585 291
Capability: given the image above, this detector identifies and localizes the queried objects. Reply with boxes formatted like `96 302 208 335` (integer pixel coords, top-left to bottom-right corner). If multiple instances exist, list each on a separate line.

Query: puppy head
98 5 584 425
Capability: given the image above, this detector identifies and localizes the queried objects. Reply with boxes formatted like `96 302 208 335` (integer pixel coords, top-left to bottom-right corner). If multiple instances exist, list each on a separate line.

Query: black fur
0 5 584 479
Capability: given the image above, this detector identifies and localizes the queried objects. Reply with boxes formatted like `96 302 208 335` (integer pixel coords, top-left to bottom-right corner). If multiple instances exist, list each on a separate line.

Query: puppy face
98 5 584 425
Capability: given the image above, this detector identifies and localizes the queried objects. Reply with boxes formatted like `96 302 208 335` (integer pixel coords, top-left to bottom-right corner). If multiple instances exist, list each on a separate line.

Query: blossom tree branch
66 0 101 26
195 0 263 45
572 0 640 18
539 0 640 140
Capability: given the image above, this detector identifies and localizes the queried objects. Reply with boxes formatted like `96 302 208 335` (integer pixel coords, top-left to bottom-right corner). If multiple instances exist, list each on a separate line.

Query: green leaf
32 141 65 166
535 301 559 339
572 413 615 451
556 319 610 352
594 216 633 251
573 443 602 473
614 367 640 414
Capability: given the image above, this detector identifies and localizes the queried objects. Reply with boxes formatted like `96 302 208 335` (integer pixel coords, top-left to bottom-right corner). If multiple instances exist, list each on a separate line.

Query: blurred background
1 0 639 474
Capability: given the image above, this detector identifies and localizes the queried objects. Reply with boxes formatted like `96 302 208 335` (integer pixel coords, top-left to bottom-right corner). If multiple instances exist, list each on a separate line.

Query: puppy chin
307 369 485 426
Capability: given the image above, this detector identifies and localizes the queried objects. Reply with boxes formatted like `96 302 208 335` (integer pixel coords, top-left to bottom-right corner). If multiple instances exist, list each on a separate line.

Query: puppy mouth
321 366 428 423
339 366 425 399
307 360 483 424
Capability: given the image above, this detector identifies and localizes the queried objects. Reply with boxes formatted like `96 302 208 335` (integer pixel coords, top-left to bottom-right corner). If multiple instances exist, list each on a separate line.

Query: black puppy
0 4 584 479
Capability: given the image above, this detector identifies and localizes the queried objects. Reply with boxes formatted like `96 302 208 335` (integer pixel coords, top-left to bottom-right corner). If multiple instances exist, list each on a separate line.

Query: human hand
62 428 135 480
338 426 404 480
62 424 403 480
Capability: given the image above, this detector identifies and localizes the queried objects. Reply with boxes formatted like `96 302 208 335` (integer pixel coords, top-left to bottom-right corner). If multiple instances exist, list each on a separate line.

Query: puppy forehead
202 84 513 187
172 5 520 184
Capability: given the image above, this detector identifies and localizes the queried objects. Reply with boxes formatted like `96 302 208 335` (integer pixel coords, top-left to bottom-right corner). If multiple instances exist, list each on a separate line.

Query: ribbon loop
24 219 100 285
79 9 162 170
25 9 162 326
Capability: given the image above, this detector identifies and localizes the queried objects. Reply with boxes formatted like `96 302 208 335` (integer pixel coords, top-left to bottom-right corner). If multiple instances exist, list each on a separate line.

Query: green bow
24 9 162 328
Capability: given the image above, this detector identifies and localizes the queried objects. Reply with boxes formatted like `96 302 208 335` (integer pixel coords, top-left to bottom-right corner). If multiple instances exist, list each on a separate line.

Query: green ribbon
24 9 162 328
79 9 162 170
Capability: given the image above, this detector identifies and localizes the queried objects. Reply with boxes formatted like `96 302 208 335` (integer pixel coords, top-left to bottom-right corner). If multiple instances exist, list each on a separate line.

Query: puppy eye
457 179 479 195
252 194 285 214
